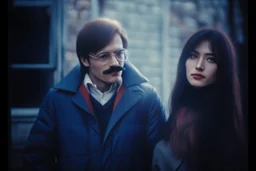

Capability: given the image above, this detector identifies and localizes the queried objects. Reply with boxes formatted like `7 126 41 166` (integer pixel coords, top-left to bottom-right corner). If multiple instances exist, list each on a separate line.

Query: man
23 17 166 171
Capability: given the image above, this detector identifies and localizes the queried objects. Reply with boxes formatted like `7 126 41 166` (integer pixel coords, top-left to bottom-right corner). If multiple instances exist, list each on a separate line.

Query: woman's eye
207 57 216 63
190 54 197 59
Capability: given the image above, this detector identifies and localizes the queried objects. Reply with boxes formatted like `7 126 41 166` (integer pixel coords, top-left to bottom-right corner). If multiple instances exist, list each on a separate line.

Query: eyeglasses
88 49 128 64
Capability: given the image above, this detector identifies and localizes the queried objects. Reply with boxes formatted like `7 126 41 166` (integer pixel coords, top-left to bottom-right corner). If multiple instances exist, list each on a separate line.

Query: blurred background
8 0 248 170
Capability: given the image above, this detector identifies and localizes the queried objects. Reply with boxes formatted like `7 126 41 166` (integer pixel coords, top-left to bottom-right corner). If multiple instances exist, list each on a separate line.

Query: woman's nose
195 57 204 71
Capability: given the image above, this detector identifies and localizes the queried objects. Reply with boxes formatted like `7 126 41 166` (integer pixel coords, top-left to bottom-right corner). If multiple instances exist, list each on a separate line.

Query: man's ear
80 57 90 67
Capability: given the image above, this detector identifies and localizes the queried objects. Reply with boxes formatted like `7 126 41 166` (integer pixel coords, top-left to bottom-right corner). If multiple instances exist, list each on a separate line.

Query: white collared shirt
83 73 122 105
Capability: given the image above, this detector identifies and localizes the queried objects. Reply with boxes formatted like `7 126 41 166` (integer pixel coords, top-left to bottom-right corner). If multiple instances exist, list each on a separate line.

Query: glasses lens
92 49 127 64
97 53 109 62
115 49 126 61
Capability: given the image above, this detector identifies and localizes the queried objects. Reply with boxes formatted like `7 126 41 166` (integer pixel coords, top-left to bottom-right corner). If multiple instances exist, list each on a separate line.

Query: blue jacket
23 61 166 171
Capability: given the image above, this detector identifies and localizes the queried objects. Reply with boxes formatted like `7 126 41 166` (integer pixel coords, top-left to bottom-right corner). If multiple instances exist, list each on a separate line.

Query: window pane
8 68 54 108
8 6 50 64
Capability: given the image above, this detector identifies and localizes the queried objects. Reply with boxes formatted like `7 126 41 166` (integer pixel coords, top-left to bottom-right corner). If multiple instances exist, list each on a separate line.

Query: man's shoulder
138 82 157 93
43 87 69 100
47 87 63 94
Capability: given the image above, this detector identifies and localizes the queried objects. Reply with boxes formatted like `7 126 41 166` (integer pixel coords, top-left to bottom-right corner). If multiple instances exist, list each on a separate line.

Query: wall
62 0 235 113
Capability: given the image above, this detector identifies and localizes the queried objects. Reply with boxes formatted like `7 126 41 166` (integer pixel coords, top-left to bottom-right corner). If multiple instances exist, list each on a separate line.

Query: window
8 69 54 108
8 0 61 109
8 6 51 65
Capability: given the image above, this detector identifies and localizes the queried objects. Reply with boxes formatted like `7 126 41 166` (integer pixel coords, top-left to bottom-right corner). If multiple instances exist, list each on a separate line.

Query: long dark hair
165 28 247 170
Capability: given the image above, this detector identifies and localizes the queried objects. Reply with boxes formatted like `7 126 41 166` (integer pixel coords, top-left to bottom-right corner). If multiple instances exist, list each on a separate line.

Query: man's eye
98 54 109 60
116 50 125 56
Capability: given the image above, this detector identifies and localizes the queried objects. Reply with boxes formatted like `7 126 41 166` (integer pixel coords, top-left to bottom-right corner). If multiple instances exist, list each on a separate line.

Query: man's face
81 33 125 91
185 40 218 88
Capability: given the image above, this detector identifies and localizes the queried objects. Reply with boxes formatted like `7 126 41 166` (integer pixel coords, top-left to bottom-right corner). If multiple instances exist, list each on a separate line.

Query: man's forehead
95 34 123 54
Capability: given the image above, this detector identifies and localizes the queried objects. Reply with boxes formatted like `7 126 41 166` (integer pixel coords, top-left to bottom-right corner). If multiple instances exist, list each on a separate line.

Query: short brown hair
76 17 128 63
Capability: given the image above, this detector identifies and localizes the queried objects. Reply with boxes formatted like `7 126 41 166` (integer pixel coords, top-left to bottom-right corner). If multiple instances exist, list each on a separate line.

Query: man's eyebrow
97 48 124 55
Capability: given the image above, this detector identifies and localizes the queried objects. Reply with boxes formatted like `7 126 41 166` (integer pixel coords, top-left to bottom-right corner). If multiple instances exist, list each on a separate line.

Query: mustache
103 65 125 74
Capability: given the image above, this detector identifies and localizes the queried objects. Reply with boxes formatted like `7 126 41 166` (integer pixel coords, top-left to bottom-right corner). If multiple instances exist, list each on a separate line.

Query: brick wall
101 0 164 99
9 0 243 169
63 0 166 106
166 0 229 114
62 0 238 112
63 0 91 76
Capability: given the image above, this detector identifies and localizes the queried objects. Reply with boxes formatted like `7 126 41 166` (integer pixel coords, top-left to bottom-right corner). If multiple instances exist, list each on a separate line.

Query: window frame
10 0 56 69
9 0 63 116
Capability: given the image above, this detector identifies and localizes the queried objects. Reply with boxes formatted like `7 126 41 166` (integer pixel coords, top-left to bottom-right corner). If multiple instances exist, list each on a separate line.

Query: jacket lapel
78 83 94 114
72 83 94 115
72 83 101 135
102 85 144 145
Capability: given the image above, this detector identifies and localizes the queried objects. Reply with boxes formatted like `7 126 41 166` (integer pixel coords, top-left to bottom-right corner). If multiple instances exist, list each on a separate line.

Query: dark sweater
89 93 117 143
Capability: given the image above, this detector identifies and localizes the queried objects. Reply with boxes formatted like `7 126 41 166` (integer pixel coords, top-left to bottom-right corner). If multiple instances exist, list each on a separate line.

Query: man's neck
84 73 114 93
96 83 112 93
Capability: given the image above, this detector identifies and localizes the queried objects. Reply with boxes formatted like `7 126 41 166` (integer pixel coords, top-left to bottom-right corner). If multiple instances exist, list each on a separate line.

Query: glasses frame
88 49 128 64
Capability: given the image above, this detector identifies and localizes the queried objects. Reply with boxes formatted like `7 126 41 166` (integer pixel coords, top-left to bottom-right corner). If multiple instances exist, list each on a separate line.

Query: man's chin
107 76 122 84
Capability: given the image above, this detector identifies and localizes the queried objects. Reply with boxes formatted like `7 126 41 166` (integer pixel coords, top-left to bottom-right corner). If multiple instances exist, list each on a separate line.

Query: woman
152 28 248 171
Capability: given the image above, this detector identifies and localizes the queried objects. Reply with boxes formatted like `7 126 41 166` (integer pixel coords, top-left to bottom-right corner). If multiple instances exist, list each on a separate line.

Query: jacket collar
54 60 148 93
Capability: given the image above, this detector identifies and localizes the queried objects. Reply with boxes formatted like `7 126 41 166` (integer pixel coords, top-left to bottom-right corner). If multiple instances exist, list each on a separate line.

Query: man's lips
191 73 205 79
111 71 119 76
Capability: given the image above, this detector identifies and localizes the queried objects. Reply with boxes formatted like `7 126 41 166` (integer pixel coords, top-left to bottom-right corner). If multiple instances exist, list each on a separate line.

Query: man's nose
109 54 119 65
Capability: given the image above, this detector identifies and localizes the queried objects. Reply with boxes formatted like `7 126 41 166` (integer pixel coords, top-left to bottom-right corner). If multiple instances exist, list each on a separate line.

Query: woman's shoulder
153 140 183 171
154 140 171 153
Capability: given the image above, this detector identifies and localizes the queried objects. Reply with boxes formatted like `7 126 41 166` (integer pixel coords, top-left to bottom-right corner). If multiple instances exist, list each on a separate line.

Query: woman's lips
191 73 205 79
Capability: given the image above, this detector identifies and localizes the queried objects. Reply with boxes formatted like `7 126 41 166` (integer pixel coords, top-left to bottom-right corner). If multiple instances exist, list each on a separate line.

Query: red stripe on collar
79 83 126 114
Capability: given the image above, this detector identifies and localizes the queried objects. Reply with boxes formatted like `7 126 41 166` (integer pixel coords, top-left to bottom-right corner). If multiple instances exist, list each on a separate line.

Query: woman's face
186 40 218 88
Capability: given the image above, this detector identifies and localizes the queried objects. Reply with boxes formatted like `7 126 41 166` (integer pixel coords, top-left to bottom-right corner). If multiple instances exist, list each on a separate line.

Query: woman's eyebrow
191 50 199 54
205 53 215 56
191 50 215 56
